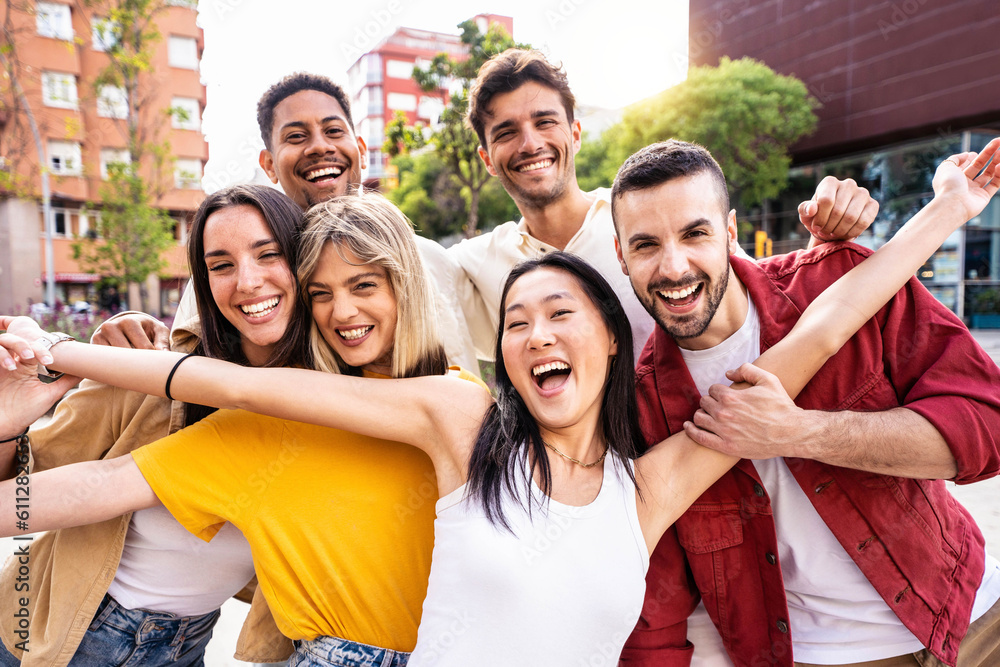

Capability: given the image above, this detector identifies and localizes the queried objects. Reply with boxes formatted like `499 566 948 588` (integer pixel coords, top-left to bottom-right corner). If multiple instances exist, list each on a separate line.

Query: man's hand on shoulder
92 312 170 350
799 176 880 247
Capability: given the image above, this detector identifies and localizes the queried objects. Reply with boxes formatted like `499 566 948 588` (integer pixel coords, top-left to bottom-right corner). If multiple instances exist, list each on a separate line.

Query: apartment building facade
0 0 207 315
347 14 513 183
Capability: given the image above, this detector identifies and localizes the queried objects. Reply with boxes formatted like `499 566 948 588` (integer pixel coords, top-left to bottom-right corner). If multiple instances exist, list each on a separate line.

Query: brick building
689 0 1000 319
347 14 513 183
0 0 207 315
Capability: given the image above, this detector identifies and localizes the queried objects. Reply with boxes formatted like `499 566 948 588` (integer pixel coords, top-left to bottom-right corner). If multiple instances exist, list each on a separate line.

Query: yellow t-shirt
131 368 486 651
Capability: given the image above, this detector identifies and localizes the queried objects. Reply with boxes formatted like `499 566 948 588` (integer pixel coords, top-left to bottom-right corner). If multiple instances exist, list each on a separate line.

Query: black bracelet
165 353 196 402
0 428 28 444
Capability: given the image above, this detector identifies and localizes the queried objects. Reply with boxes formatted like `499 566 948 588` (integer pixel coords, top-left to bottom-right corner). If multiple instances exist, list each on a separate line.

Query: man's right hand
93 313 170 350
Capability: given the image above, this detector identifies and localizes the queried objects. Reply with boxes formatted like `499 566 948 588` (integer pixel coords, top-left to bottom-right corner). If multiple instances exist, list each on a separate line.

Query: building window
418 95 444 125
48 141 82 176
168 35 199 70
53 210 68 236
36 2 72 40
386 59 414 80
174 158 202 189
91 17 118 51
170 97 200 130
100 148 131 179
387 92 416 112
97 85 128 119
365 54 382 83
42 71 78 109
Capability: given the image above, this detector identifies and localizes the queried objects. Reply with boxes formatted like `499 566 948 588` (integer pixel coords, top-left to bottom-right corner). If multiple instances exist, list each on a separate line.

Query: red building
0 0 207 315
347 14 513 182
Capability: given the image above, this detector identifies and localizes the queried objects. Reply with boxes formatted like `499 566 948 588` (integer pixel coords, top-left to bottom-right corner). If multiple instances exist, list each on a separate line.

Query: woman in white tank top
1 141 996 665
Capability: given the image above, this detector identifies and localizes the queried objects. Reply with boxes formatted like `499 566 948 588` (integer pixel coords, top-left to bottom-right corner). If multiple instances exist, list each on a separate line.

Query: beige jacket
0 299 293 665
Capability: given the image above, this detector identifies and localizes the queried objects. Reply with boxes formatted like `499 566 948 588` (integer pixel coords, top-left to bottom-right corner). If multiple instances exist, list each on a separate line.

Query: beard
642 266 730 341
497 156 573 210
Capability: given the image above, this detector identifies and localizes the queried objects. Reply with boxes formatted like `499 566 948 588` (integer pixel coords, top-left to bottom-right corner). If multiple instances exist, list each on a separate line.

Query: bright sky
196 0 689 192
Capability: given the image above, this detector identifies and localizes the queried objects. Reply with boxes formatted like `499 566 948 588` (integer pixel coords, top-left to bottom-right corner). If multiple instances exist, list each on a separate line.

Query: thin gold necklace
543 440 608 468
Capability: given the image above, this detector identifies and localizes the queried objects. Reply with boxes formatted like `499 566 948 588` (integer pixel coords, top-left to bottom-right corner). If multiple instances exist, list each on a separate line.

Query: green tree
593 57 818 210
408 20 528 238
73 163 175 295
73 0 179 312
382 109 425 158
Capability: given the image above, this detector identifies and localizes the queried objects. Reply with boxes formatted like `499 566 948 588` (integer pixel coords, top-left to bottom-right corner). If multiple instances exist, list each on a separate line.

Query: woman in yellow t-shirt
1 192 480 667
1 140 998 666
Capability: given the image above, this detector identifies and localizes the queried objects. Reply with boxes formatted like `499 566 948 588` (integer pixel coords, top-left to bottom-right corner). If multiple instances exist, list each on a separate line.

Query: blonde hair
297 193 448 378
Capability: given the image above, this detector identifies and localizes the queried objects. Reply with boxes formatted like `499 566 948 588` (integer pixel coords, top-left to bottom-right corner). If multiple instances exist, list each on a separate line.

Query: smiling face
477 81 582 211
500 267 617 437
615 172 746 350
259 90 367 209
203 205 296 366
306 242 398 375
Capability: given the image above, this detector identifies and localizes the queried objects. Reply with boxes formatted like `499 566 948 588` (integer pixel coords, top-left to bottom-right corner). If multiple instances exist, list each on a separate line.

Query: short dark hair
467 49 576 148
256 72 354 151
610 140 730 235
466 251 643 532
188 184 311 370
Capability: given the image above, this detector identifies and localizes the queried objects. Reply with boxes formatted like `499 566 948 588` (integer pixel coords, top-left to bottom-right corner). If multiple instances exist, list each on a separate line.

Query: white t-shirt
107 506 255 617
679 295 1000 663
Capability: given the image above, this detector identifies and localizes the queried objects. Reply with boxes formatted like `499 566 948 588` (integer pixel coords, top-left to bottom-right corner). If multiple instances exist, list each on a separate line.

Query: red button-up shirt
621 243 1000 667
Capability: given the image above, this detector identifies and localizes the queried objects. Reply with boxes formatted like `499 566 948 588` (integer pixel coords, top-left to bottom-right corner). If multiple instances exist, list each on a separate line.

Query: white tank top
107 505 255 616
409 452 648 666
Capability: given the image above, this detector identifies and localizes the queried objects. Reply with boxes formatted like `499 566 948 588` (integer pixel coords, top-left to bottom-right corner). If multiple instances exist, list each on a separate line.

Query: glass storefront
743 130 1000 321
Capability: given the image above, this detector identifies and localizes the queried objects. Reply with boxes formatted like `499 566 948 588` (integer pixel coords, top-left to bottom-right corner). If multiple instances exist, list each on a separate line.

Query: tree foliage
386 151 518 241
383 109 425 158
577 57 819 209
72 163 175 290
403 20 528 238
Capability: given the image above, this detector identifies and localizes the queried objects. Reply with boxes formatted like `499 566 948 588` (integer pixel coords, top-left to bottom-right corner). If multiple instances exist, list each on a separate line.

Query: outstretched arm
0 454 159 537
637 139 1000 548
0 323 491 475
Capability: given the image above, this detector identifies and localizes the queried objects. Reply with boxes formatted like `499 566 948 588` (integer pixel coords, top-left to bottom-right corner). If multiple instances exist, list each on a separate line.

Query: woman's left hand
933 137 1000 220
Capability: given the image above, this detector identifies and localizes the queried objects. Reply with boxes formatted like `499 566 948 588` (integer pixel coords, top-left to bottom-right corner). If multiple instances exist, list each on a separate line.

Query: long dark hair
188 184 312 368
466 252 644 531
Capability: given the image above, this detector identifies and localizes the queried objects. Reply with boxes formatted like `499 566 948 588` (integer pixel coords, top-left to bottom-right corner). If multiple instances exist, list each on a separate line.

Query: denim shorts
289 635 410 667
0 593 221 666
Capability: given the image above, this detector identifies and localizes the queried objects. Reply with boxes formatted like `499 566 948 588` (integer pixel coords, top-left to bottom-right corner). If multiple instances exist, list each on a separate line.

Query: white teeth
305 166 343 181
658 284 699 300
517 159 553 172
240 297 279 317
338 326 373 341
532 361 570 376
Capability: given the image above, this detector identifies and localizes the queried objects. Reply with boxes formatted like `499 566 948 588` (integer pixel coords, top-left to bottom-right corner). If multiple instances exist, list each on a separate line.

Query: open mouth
304 166 344 183
657 283 702 308
516 159 553 173
338 325 373 341
532 360 571 390
240 297 279 318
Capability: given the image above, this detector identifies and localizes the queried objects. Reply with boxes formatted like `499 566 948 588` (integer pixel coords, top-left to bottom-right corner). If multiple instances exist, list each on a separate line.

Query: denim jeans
0 594 221 666
289 636 409 667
